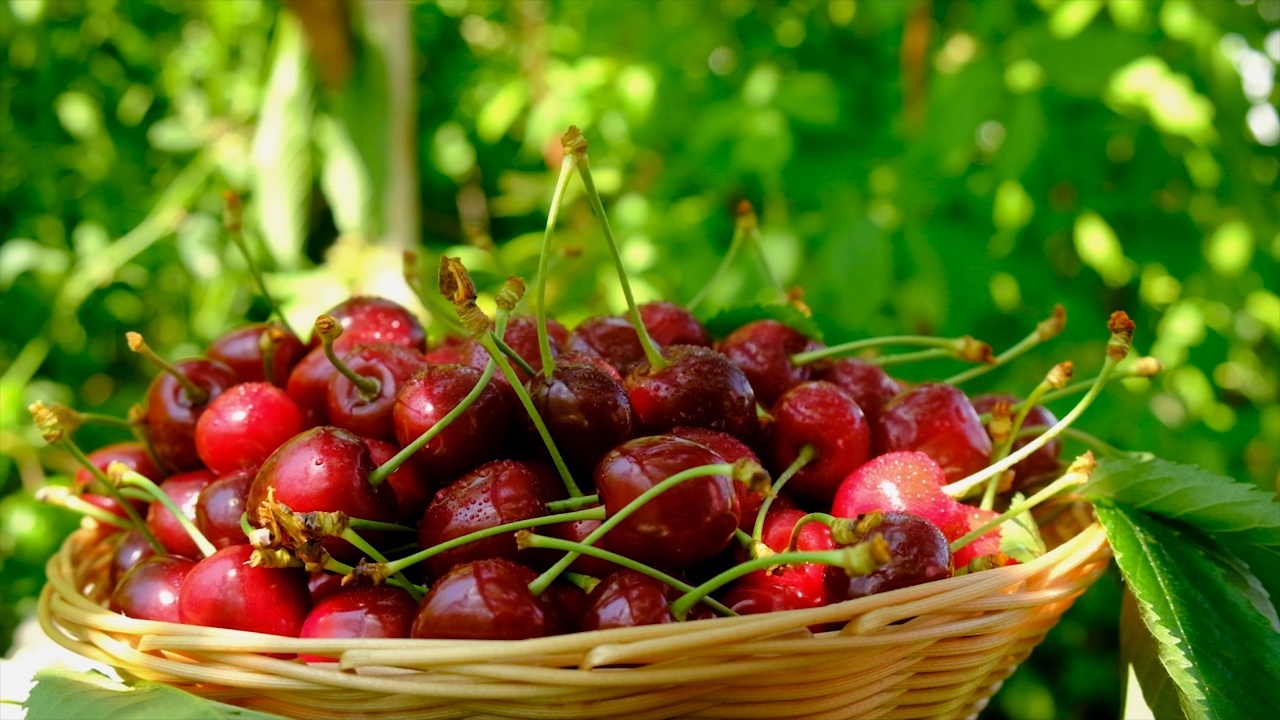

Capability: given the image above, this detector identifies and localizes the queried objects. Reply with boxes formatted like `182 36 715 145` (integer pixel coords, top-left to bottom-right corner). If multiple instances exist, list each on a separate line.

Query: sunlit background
1 1 1277 718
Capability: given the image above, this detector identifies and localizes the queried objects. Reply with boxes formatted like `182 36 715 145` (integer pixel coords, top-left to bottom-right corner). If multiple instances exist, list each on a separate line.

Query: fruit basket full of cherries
31 128 1279 720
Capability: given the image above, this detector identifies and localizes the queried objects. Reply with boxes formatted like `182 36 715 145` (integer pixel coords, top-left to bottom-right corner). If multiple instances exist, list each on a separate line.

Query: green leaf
1120 590 1186 720
1085 456 1280 547
998 493 1046 563
1095 503 1280 720
24 668 287 720
702 303 824 341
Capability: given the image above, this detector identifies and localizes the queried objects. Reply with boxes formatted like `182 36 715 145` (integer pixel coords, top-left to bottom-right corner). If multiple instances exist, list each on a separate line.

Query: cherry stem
667 536 891 621
536 151 579 378
77 410 134 431
126 404 165 475
945 304 1067 386
378 506 605 577
528 462 738 596
118 487 152 503
489 332 538 378
126 332 209 405
347 518 417 533
950 452 1096 553
34 486 131 530
562 571 599 595
566 128 667 372
751 444 816 547
1015 424 1142 460
239 511 254 542
518 532 738 618
109 462 216 558
981 364 1070 510
943 312 1134 499
314 314 381 401
403 250 467 336
975 359 1160 424
339 527 423 602
223 191 296 338
367 358 497 487
546 494 599 513
791 335 990 367
687 202 751 312
321 556 426 596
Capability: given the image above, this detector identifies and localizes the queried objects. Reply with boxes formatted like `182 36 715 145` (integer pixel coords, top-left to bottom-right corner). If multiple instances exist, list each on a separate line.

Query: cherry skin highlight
717 320 822 408
825 513 953 600
195 468 255 549
410 558 566 640
178 544 311 637
832 451 967 541
525 356 635 479
767 381 871 503
874 383 992 484
326 342 427 442
299 585 418 661
311 296 426 352
195 381 305 475
625 345 759 443
393 363 512 486
207 321 307 386
638 301 712 348
110 554 196 623
578 569 680 631
143 357 238 472
146 469 215 559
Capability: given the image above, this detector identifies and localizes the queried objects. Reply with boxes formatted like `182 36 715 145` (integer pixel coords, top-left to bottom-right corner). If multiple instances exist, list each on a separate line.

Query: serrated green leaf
24 668 287 720
702 303 823 341
1120 590 1185 720
1085 456 1280 547
1095 503 1280 720
998 493 1046 563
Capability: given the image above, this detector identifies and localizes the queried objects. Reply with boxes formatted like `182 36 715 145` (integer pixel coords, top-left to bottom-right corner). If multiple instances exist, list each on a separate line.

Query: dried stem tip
957 336 996 364
561 125 588 155
346 558 390 586
250 547 301 569
1132 356 1162 378
29 401 73 443
314 314 343 343
222 191 244 233
438 256 478 306
1106 311 1136 361
1066 450 1098 478
987 401 1014 443
1037 304 1067 341
734 200 758 232
495 276 526 311
1046 361 1074 391
731 458 772 496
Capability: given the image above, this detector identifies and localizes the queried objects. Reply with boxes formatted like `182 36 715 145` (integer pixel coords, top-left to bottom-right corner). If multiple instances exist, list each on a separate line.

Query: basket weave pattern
40 510 1109 720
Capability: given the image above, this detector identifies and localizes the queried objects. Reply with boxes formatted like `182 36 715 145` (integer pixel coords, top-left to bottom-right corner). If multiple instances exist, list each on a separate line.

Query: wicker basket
40 505 1109 720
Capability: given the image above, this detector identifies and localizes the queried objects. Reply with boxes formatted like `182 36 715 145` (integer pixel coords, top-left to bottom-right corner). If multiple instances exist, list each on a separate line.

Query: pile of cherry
33 286 1129 650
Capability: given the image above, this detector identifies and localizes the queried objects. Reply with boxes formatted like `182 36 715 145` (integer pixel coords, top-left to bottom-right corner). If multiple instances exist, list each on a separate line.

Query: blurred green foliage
1 0 1277 718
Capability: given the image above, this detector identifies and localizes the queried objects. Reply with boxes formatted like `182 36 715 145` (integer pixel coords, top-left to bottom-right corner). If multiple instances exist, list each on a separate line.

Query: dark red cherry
112 529 157 584
971 393 1063 482
195 382 305 475
767 381 871 503
195 468 255 549
461 316 568 384
299 585 417 661
247 426 398 563
286 347 338 427
364 438 432 524
525 357 635 478
418 460 564 579
625 345 758 442
578 570 680 631
546 516 621 577
669 426 766 532
178 544 311 636
951 506 1002 569
393 364 511 485
308 571 346 604
146 469 215 558
874 383 992 483
74 442 159 519
638 301 712 347
717 320 823 408
311 296 426 352
832 451 967 541
207 321 307 387
327 343 427 442
825 513 953 600
143 357 238 472
410 558 566 640
110 554 196 622
595 435 739 570
814 357 903 423
566 315 647 376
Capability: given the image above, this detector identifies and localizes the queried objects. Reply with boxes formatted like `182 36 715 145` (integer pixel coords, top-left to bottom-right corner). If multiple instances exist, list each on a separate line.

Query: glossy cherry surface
874 383 992 483
595 435 739 570
825 513 953 600
327 343 426 442
832 451 967 540
146 469 215 559
112 529 157 584
207 321 307 386
195 468 255 549
815 357 903 423
364 437 432 524
578 569 679 631
724 507 836 617
299 585 417 660
110 554 196 623
143 357 238 472
410 558 565 640
951 506 1002 569
566 315 647 376
461 316 568 383
669 426 766 531
717 320 822 408
178 544 311 636
75 442 159 519
195 382 305 475
526 356 635 478
638 301 712 347
286 347 338 427
625 345 758 442
393 363 511 485
311 296 426 352
971 393 1063 482
767 381 872 503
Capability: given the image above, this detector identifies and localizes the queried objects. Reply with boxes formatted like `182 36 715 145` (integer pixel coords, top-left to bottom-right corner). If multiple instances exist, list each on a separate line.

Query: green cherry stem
976 357 1160 424
109 462 216 558
945 304 1067 386
981 361 1072 510
950 452 1097 554
517 531 738 617
490 333 538 378
34 486 132 530
942 312 1135 500
536 148 579 377
528 462 740 596
1014 424 1141 460
546 494 599 513
667 536 891 621
339 527 423 602
402 250 467 336
751 444 816 549
687 200 752 312
126 332 208 405
315 314 380 401
222 191 296 338
564 127 667 372
348 518 418 533
792 335 992 367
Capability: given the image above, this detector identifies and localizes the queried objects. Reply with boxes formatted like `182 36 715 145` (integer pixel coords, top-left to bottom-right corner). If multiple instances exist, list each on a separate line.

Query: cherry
110 554 196 623
525 356 635 479
638 301 712 348
178 544 311 636
299 585 417 661
971 393 1063 482
461 316 568 383
364 438 432 524
952 506 1002 569
767 381 871 503
724 507 837 619
424 334 468 364
310 296 426 352
814 357 903 423
832 451 967 541
195 468 255 549
195 382 305 475
285 347 338 427
393 363 511 485
326 343 427 442
247 426 398 563
669 426 765 531
546 517 621 577
566 315 647 376
418 460 565 579
594 435 739 570
825 513 953 600
74 442 159 519
625 345 758 442
717 320 823 408
308 571 346 604
578 569 680 631
141 357 239 472
112 529 157 584
874 383 992 484
410 558 566 640
146 469 215 558
207 321 307 386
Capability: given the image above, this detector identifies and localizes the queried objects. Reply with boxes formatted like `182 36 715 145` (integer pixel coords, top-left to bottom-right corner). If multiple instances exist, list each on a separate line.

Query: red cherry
74 442 159 519
424 334 468 364
971 393 1063 482
195 468 255 549
393 364 512 485
326 343 427 442
460 316 568 384
874 383 992 483
143 357 239 472
308 571 346 604
364 438 432 524
195 382 305 475
767 381 872 503
146 469 215 559
638 301 712 347
299 585 417 661
578 570 680 631
832 451 967 540
110 555 196 622
112 529 157 585
546 515 621 577
952 506 1002 568
178 544 311 636
410 558 566 640
669 426 766 532
286 347 338 427
567 315 647 376
310 296 426 352
717 320 822 408
525 356 635 478
625 345 759 442
724 507 837 618
814 357 902 423
207 321 307 387
825 513 953 600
